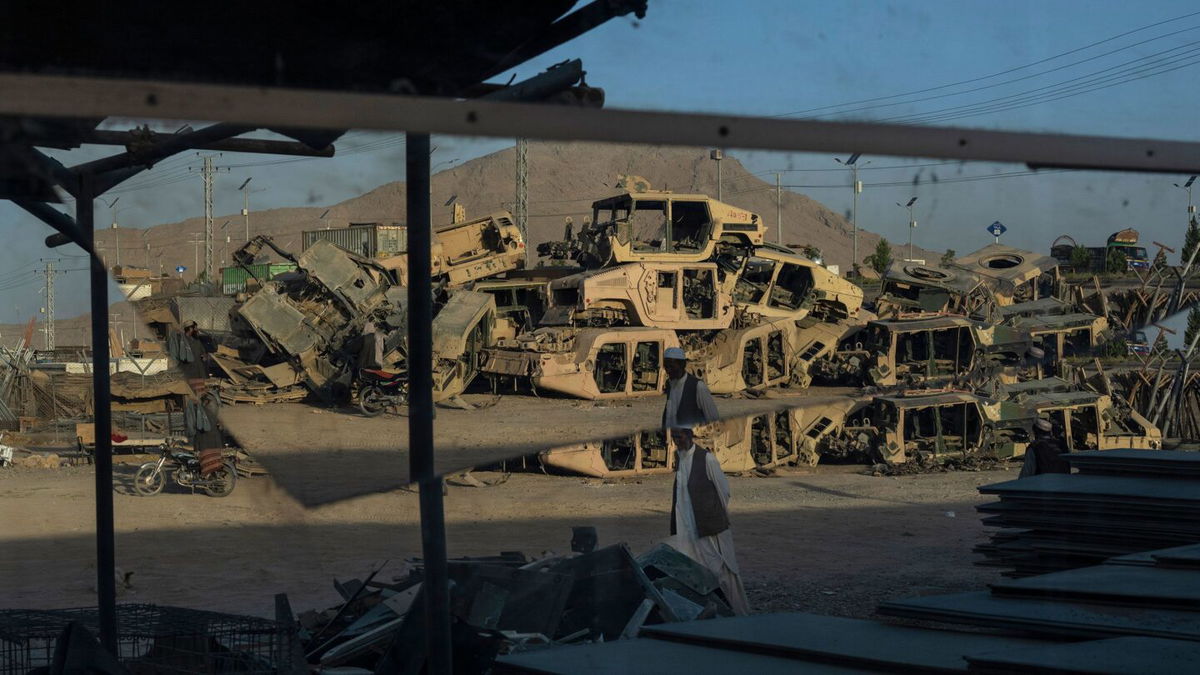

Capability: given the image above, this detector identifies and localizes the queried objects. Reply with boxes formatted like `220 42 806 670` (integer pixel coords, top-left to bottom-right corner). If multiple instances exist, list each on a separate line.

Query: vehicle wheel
204 461 237 498
359 386 387 416
133 463 165 497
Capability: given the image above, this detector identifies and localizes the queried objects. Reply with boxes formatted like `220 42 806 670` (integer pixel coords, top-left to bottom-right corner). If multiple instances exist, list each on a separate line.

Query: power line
890 48 1200 125
776 9 1200 117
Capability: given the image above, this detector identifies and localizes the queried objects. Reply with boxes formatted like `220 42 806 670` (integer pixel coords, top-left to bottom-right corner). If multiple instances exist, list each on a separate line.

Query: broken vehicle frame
538 397 860 477
376 211 526 288
537 186 767 268
816 315 1040 389
482 326 679 399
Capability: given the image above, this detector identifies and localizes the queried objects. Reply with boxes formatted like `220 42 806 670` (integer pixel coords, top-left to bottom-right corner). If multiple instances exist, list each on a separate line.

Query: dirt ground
0 461 1011 620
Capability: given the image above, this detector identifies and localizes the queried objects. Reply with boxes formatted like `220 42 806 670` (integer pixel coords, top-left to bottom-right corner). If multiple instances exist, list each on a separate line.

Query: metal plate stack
973 450 1200 577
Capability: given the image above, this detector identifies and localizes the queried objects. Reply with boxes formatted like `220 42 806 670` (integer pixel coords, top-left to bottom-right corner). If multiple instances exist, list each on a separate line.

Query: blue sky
2 0 1199 325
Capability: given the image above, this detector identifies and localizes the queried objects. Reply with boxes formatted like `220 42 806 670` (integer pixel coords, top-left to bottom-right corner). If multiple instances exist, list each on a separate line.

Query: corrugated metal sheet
303 224 406 258
170 297 236 333
221 263 296 295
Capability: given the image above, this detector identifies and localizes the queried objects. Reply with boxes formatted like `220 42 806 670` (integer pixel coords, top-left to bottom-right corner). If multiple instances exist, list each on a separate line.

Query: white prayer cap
664 347 687 361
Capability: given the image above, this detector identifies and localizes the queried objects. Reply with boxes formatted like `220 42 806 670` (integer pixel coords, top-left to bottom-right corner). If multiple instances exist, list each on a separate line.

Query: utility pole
238 177 253 242
188 235 204 278
36 260 61 351
897 197 918 263
515 138 529 253
103 197 121 267
202 155 214 282
775 173 782 245
710 149 724 201
836 154 869 272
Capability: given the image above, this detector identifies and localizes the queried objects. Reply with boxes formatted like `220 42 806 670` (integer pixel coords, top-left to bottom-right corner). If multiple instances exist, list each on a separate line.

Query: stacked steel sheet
880 542 1200 647
973 450 1200 577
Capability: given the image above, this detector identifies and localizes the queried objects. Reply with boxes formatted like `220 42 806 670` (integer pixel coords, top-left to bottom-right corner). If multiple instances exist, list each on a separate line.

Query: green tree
1105 247 1128 275
1070 245 1091 271
940 249 956 267
1186 305 1200 352
1184 216 1200 266
864 239 893 275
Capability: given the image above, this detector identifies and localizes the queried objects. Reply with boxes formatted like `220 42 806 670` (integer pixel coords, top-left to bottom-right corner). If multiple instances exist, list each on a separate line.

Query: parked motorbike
357 368 408 416
132 439 237 498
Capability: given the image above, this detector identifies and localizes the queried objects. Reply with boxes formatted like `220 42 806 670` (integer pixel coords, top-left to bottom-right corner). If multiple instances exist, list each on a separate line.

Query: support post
82 174 118 651
775 173 782 245
406 133 451 673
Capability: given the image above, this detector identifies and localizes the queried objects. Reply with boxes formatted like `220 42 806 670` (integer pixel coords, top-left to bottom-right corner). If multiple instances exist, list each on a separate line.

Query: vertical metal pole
406 133 451 674
243 187 251 242
82 175 118 651
203 156 214 282
851 164 859 269
775 173 782 245
716 158 723 202
515 138 528 246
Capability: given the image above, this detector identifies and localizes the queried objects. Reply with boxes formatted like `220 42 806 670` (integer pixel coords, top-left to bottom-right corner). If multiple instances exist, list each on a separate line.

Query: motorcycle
132 439 237 498
357 367 408 416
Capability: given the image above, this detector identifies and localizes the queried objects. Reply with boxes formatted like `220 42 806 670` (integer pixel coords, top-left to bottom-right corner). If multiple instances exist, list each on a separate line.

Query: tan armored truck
378 211 526 288
817 386 1160 465
875 244 1062 319
482 327 681 399
815 316 1041 388
719 243 863 323
537 397 860 477
536 181 767 268
540 262 735 329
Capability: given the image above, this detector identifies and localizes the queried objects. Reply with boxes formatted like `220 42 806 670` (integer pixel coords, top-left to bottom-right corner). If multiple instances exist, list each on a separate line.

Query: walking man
668 424 750 615
662 347 719 428
1020 417 1070 477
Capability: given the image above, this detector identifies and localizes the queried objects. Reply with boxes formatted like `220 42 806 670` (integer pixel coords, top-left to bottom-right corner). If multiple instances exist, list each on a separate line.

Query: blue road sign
176 265 186 274
987 221 1007 237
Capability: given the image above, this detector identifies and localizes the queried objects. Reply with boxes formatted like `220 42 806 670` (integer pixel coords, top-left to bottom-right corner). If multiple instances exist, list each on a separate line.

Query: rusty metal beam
6 74 1200 173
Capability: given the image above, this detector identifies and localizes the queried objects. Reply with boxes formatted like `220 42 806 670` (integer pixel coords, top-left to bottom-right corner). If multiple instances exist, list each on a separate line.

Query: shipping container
303 223 407 259
221 262 297 295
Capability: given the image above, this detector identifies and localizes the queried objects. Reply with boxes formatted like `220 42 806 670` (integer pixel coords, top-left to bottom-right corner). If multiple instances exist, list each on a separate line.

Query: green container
221 262 296 295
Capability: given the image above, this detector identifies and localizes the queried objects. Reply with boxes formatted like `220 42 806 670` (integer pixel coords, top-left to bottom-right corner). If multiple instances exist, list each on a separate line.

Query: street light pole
710 149 724 202
238 177 253 242
836 154 869 272
897 197 918 263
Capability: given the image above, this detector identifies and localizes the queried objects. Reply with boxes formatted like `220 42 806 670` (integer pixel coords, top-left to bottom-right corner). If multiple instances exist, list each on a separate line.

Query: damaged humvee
816 383 1160 465
814 316 1042 389
483 184 863 399
875 244 1062 319
376 212 526 288
482 327 680 399
228 236 500 403
536 178 767 269
538 397 860 477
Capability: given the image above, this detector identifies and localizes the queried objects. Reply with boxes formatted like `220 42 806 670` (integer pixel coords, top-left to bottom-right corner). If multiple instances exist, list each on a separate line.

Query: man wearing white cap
667 424 749 614
662 346 719 429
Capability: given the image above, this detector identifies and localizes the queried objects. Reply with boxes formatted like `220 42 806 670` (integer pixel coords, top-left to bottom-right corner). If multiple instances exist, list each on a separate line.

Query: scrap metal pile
291 537 735 672
188 178 1164 476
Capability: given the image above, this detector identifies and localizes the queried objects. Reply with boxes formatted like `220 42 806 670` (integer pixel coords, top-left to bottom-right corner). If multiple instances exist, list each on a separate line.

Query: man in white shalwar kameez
665 425 750 615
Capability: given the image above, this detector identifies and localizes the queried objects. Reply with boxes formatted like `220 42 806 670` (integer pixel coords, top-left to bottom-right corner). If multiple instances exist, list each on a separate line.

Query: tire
204 461 237 498
359 385 387 417
133 462 166 497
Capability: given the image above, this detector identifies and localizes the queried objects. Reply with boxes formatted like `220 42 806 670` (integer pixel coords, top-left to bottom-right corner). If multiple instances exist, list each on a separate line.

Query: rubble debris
292 536 733 672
